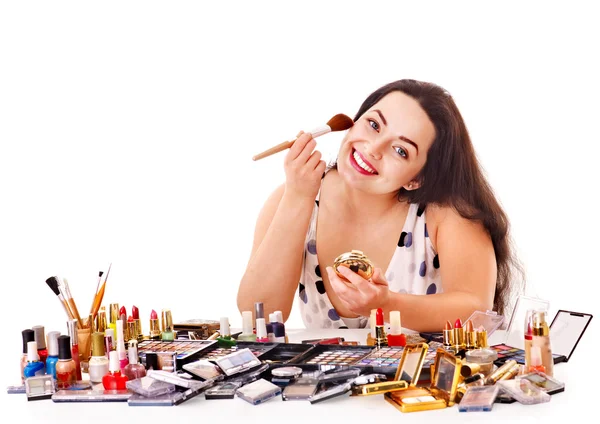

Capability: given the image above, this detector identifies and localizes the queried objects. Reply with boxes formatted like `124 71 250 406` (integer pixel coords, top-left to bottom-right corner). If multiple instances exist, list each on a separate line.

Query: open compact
333 250 374 281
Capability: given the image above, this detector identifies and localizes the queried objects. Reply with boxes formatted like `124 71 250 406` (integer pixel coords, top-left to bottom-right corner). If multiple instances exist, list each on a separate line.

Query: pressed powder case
333 250 374 281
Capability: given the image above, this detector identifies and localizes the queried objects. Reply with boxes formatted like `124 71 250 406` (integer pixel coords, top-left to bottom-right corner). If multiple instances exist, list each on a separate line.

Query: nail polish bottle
66 319 82 380
375 308 388 349
32 325 48 368
89 332 109 383
102 351 128 390
104 328 114 358
149 309 161 340
56 335 77 389
217 317 236 347
116 320 129 371
45 331 60 379
255 318 269 342
161 309 174 341
271 313 286 343
266 314 275 341
23 341 45 378
123 340 146 380
254 302 264 321
274 311 288 343
387 311 407 347
20 329 35 382
238 311 257 342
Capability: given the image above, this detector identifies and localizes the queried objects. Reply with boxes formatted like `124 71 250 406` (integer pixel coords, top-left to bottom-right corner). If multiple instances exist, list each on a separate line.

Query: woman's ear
404 180 421 191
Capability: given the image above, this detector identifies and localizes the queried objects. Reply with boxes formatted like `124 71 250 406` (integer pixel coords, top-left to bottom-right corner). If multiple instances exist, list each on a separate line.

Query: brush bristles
326 113 354 132
45 276 60 295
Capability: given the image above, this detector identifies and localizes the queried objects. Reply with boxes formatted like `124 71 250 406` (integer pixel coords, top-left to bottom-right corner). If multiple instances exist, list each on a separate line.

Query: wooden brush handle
68 298 84 328
252 139 295 161
91 283 106 317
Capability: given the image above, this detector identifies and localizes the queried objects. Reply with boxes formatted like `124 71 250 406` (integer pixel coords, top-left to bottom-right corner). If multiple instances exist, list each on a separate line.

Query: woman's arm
237 132 326 323
386 206 497 331
328 206 497 332
236 184 315 322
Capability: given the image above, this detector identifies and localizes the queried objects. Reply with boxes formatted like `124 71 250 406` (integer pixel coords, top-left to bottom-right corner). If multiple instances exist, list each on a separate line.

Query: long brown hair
350 79 524 317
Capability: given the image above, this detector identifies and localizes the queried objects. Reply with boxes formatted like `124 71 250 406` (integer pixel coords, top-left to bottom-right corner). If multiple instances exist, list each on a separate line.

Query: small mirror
394 343 428 385
435 355 456 392
432 349 461 403
549 310 593 361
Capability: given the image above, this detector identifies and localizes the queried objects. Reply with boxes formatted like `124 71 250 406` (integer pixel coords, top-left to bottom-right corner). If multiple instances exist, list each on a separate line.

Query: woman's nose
365 139 385 160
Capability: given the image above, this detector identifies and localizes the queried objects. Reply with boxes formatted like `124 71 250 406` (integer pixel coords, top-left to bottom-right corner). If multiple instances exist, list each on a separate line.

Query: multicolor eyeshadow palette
195 342 278 362
490 344 566 366
354 342 442 376
290 345 375 367
257 343 314 364
137 339 217 367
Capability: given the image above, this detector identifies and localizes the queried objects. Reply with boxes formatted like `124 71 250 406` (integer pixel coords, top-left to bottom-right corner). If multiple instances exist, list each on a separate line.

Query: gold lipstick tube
498 362 521 381
484 359 517 385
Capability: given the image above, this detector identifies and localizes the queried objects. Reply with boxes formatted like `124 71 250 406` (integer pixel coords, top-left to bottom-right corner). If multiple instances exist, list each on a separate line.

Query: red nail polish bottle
102 351 128 390
386 311 406 347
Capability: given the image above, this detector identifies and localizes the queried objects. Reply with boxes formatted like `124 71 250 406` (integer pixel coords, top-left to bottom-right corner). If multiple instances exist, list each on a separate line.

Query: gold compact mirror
394 343 428 385
332 250 374 281
431 349 461 405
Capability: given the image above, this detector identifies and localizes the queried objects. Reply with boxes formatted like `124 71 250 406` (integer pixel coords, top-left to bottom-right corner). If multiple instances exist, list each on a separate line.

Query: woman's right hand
283 131 327 200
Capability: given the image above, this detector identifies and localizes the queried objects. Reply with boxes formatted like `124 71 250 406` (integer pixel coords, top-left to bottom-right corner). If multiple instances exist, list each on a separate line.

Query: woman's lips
350 148 378 175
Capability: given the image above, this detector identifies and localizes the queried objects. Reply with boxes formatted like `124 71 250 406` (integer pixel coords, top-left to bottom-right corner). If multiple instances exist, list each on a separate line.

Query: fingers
306 149 322 170
370 268 389 287
335 265 368 286
286 131 315 163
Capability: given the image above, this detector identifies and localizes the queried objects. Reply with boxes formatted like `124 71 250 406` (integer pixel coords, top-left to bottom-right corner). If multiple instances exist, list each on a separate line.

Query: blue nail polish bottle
23 341 45 378
45 331 61 379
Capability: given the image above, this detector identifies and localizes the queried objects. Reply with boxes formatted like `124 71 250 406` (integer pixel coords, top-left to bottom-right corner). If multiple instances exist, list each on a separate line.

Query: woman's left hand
326 266 390 317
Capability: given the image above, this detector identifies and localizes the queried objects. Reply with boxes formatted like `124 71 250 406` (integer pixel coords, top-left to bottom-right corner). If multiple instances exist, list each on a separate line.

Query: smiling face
337 91 436 196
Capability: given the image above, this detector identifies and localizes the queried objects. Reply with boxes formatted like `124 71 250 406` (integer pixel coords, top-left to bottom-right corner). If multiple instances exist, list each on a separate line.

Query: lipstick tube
453 319 465 351
109 303 119 336
97 307 107 333
465 320 476 350
127 316 136 342
443 320 455 351
375 308 387 349
132 305 142 341
149 310 161 340
498 362 521 381
484 359 517 385
161 309 174 341
476 326 488 348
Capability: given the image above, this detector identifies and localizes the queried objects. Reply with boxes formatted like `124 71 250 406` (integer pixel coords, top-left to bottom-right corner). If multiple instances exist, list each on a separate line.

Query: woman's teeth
353 150 376 174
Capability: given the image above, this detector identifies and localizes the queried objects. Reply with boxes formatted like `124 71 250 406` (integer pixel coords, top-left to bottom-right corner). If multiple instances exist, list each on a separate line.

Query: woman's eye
368 119 379 131
395 146 408 158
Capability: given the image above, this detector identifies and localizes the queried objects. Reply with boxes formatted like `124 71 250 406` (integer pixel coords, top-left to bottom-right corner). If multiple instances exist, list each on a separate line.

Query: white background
1 0 599 404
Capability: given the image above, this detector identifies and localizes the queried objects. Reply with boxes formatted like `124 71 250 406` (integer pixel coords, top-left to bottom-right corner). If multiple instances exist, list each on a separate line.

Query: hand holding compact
326 265 390 318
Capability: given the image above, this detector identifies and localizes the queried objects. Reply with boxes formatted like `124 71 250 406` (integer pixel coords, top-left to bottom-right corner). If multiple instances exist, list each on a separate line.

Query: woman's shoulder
425 203 490 248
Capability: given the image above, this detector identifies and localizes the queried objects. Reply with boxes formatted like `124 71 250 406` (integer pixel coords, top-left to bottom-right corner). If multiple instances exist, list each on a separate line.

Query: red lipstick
375 308 387 349
454 318 465 350
132 306 141 341
119 306 128 340
149 310 161 340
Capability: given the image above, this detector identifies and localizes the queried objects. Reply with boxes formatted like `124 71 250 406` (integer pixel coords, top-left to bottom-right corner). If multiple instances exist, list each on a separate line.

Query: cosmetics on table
442 320 454 351
32 325 48 367
23 341 45 378
484 359 518 385
531 310 554 377
25 375 56 401
56 335 77 389
123 340 146 380
387 311 407 347
149 310 161 340
254 302 264 321
528 346 547 373
453 319 465 351
375 308 388 349
89 332 109 383
66 320 82 380
97 307 107 333
216 317 236 347
132 305 142 341
161 309 175 341
109 303 119 337
137 339 217 370
464 320 477 350
103 351 128 390
45 331 60 379
255 318 269 343
104 328 115 358
464 348 497 376
127 316 136 344
524 309 534 368
20 329 35 382
119 306 128 340
238 311 257 342
116 320 129 371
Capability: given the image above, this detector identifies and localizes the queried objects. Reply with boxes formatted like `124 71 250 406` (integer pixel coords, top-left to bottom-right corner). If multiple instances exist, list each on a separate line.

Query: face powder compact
333 250 374 281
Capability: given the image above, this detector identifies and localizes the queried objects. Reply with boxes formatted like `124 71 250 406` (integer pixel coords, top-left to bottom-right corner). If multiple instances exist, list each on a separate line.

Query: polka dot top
298 190 442 329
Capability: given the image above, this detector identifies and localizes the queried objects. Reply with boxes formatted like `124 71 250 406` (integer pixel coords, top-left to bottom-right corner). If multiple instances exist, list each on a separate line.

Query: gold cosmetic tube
454 327 465 351
532 310 554 377
484 359 517 385
460 363 481 378
476 329 488 348
351 380 408 396
97 309 107 333
498 362 520 381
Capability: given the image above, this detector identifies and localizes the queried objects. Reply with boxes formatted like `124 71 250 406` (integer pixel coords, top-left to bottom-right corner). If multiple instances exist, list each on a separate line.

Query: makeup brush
88 270 104 317
59 277 84 329
91 263 111 317
252 113 354 161
45 276 74 320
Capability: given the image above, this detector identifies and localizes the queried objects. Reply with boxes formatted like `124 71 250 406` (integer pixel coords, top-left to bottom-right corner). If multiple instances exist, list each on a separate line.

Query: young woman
237 79 523 332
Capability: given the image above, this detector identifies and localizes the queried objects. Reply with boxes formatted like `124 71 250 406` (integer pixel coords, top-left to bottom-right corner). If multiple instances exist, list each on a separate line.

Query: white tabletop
2 328 593 422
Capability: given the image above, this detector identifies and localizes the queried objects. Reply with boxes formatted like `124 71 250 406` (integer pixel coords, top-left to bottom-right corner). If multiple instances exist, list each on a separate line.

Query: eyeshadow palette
354 342 442 377
195 342 278 361
257 343 314 364
290 344 374 367
136 339 217 368
490 344 566 366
